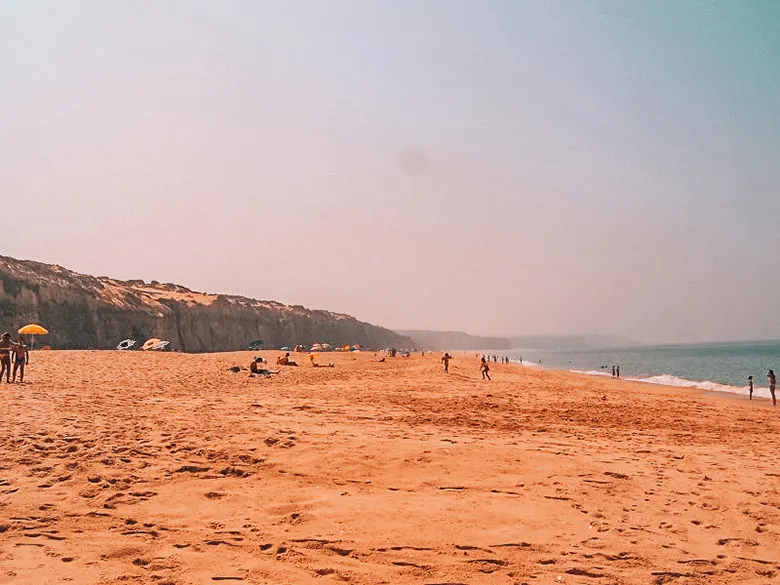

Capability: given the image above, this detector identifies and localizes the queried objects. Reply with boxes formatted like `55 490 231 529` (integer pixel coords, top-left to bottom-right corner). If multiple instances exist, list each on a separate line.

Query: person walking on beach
480 357 491 381
441 353 452 373
616 365 620 379
768 370 776 406
0 333 14 383
748 375 754 400
12 337 28 383
612 365 616 378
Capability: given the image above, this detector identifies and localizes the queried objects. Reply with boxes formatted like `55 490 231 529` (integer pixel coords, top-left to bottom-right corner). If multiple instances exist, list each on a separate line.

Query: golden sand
1 351 779 584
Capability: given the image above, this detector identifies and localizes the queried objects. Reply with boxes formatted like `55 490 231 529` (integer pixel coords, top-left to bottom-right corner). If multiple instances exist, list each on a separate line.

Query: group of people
748 370 777 406
482 354 511 364
439 352 494 381
248 352 337 376
0 331 29 383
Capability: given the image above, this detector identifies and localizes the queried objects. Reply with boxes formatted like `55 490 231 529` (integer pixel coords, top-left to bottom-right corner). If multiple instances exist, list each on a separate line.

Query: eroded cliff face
0 255 411 352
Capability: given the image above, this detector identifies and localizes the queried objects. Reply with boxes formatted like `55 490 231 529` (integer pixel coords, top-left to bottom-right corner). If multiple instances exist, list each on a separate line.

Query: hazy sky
2 1 779 343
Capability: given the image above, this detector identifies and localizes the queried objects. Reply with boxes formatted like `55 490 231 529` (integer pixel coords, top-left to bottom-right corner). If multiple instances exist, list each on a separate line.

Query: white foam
626 374 773 399
570 369 611 377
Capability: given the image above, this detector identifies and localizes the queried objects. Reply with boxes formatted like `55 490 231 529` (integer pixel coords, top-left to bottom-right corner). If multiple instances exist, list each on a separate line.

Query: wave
570 369 611 377
517 360 540 367
572 370 772 399
626 374 772 398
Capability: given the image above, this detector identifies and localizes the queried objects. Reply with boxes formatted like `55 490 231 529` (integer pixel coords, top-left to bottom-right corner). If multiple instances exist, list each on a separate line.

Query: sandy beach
1 351 780 585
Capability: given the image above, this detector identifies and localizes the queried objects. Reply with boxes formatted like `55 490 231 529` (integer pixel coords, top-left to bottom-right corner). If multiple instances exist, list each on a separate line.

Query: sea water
500 340 780 399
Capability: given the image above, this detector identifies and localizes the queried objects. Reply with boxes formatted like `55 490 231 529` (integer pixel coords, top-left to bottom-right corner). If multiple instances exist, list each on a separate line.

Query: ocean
499 340 780 400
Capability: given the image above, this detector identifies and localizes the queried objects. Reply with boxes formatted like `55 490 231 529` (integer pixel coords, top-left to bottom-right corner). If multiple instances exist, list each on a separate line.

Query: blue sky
1 1 779 342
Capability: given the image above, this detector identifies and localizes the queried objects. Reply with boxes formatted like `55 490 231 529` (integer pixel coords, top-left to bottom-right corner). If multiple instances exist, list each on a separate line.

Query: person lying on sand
0 332 13 383
308 353 334 368
277 353 298 366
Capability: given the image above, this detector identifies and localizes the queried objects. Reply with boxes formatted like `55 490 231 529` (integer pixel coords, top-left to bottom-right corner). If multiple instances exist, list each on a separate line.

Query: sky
1 1 779 344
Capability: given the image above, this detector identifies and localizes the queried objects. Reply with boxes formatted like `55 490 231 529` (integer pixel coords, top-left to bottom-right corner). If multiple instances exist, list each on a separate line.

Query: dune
1 351 779 584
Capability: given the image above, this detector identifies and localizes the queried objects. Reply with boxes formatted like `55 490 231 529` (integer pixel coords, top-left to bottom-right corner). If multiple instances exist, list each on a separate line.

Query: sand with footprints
1 351 780 584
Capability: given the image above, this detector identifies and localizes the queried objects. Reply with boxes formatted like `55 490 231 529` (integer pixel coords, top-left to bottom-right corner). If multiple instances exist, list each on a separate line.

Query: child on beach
480 357 491 381
768 370 776 406
441 353 452 373
748 375 754 400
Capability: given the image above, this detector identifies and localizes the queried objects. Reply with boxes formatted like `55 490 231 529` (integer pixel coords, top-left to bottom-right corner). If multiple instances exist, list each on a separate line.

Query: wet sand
1 351 780 584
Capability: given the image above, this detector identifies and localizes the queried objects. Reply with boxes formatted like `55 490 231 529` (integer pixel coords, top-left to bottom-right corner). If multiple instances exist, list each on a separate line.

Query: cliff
0 255 411 352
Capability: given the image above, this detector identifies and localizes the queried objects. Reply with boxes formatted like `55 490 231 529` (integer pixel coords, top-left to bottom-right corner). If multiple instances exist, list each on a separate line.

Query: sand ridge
1 351 780 584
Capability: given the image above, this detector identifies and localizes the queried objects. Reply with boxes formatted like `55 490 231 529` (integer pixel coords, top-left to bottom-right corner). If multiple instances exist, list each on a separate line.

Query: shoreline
500 352 776 404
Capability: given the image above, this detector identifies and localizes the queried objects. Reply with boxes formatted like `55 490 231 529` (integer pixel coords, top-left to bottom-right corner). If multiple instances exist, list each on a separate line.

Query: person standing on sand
480 357 491 381
612 365 616 378
441 353 452 373
0 332 13 383
748 376 754 400
12 337 28 383
768 370 776 406
616 365 620 378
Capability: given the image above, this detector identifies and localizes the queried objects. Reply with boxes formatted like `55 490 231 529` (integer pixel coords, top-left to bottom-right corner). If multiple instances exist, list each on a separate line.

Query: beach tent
141 338 162 351
117 339 136 350
248 339 263 350
280 346 290 351
150 340 170 351
310 343 323 351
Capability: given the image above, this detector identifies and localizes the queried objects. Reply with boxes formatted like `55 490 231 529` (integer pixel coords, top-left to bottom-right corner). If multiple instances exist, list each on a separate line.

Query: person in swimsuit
12 337 29 383
250 357 278 376
480 357 491 381
748 375 754 400
768 370 776 406
441 353 452 373
0 332 13 383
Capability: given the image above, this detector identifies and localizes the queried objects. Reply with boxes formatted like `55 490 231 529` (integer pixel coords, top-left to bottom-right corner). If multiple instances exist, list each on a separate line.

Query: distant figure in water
441 353 452 373
748 375 754 400
768 370 776 406
480 357 491 381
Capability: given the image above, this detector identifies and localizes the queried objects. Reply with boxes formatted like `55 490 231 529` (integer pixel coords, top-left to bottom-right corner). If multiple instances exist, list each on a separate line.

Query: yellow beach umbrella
17 323 49 355
18 324 48 335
